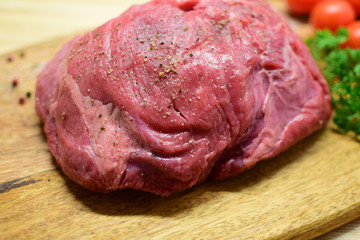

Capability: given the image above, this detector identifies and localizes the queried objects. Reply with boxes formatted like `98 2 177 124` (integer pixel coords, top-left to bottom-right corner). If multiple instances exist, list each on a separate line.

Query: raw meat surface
36 0 332 196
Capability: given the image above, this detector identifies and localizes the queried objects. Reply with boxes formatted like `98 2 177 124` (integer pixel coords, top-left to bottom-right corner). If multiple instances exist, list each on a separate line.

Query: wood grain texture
317 218 360 240
0 0 360 239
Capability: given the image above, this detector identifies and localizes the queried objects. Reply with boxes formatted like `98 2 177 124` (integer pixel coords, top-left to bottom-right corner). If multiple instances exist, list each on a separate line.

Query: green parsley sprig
306 28 360 137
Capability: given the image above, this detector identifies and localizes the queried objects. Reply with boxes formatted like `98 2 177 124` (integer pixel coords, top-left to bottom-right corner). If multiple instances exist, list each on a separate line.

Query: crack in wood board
0 178 42 194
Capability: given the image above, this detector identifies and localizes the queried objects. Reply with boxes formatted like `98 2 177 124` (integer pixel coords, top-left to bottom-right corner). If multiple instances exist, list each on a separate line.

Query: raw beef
35 0 332 196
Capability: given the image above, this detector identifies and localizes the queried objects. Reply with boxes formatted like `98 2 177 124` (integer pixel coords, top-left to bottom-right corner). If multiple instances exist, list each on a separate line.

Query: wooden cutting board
1 1 360 239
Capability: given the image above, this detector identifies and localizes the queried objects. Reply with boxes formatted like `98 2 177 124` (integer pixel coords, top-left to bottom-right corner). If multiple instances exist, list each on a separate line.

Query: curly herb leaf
306 28 360 137
305 28 348 61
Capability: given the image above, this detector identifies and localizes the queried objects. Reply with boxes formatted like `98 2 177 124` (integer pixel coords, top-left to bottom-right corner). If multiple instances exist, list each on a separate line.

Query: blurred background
0 0 148 54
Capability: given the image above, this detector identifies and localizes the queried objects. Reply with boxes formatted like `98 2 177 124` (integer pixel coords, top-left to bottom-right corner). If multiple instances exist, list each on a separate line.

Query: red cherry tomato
347 0 360 15
346 21 360 48
310 0 356 31
286 0 323 15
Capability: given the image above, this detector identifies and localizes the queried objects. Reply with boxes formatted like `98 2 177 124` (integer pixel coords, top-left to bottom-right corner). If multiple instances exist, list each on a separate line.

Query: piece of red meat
35 0 331 196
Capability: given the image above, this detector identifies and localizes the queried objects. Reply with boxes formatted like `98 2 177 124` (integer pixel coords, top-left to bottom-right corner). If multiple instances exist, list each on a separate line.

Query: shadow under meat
206 129 325 194
56 128 324 217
